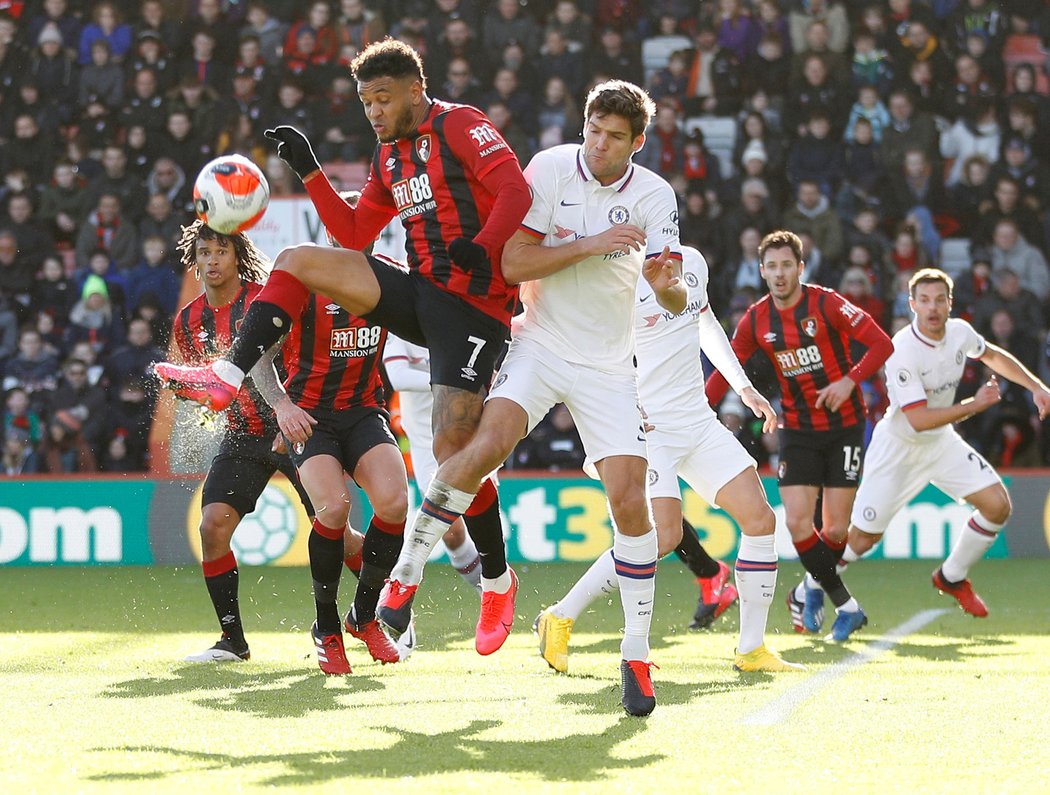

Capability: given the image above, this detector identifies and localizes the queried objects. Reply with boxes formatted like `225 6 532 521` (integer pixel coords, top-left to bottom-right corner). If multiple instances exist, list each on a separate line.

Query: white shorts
850 422 1003 535
646 416 756 505
488 336 646 464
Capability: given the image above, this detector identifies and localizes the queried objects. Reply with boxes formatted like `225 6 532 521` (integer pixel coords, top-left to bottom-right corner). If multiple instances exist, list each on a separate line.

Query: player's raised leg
675 519 738 630
156 246 384 410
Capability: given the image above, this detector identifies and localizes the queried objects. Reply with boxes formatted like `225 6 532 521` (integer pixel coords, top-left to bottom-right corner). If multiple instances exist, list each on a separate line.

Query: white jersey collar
575 148 636 193
910 320 943 348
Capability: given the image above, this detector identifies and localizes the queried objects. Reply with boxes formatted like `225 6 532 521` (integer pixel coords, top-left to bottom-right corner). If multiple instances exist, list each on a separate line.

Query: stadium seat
641 35 692 83
938 238 973 279
683 115 737 179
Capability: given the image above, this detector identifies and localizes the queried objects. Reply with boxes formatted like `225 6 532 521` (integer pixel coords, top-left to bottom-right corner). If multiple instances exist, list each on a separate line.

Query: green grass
1 560 1048 793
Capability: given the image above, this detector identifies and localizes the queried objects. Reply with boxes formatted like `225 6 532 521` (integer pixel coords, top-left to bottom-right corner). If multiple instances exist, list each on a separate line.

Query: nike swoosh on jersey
559 200 581 206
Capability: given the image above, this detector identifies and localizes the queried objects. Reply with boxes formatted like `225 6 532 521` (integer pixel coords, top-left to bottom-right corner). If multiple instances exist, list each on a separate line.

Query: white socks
734 534 777 655
446 532 482 588
942 511 1003 583
553 549 618 620
391 480 474 586
213 359 245 389
614 530 658 662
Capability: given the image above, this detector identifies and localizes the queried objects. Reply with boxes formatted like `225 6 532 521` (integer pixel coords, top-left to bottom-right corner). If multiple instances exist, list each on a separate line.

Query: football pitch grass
1 560 1047 793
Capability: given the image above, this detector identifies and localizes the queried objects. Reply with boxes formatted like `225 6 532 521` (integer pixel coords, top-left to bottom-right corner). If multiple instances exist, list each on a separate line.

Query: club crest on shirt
648 468 658 486
608 205 630 225
415 134 432 163
956 350 965 365
801 316 819 337
684 272 699 287
492 372 508 390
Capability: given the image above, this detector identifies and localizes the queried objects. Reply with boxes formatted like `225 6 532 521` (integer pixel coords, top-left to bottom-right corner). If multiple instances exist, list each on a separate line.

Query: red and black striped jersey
281 294 386 412
172 281 277 438
707 284 893 431
348 101 520 324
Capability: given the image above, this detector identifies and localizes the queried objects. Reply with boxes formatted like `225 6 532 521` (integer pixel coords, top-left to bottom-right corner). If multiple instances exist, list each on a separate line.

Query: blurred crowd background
2 0 1050 476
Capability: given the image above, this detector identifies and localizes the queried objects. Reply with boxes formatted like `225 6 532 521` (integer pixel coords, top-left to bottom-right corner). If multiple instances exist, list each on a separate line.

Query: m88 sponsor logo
331 326 382 357
774 345 823 377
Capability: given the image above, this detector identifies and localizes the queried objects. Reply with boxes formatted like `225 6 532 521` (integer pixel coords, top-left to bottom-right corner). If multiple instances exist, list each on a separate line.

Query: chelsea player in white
845 268 1050 614
535 246 805 674
379 80 685 716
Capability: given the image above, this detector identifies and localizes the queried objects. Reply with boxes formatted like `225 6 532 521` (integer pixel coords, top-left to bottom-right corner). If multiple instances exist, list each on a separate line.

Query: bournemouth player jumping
844 269 1050 615
536 247 804 675
154 39 531 651
382 334 483 589
173 220 316 664
706 230 893 642
400 81 685 716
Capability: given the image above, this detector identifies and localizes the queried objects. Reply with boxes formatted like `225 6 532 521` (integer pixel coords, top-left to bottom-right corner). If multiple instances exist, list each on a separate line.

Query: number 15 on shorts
843 445 861 481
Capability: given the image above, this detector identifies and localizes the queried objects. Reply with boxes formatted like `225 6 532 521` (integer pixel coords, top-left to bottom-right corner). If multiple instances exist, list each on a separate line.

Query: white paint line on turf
741 608 949 726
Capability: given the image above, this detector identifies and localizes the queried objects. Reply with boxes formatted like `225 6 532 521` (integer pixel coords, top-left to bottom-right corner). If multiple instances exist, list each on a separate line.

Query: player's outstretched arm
250 342 317 445
980 343 1050 418
643 247 686 314
903 376 1002 432
502 224 647 284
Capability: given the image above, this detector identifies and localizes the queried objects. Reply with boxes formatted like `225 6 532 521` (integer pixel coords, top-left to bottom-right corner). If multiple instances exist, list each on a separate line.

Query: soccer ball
193 154 269 235
233 484 297 565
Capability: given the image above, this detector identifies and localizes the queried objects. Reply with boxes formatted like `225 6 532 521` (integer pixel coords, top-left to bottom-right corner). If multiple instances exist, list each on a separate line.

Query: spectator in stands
122 124 157 180
989 219 1050 301
4 192 54 269
636 99 687 178
898 19 952 85
188 0 238 63
3 385 42 446
679 187 726 277
840 266 886 328
487 67 536 138
1 114 56 191
77 1 131 66
280 24 334 96
135 0 179 59
791 19 849 89
723 176 779 248
24 0 80 53
161 108 211 183
952 251 994 321
846 85 890 143
78 37 123 110
336 0 385 52
682 128 726 200
243 0 287 66
84 145 147 226
648 48 690 106
2 426 41 474
733 110 785 178
76 247 127 316
485 0 541 59
493 38 539 95
683 22 740 116
0 294 16 364
887 221 930 275
537 28 586 98
789 0 849 54
973 265 1044 336
32 253 75 324
535 75 577 148
65 273 124 355
945 53 997 122
75 193 138 272
845 241 895 309
588 26 642 85
786 111 844 196
746 31 790 101
948 154 994 232
120 66 167 135
990 137 1050 214
717 0 760 63
882 88 940 173
167 73 223 150
850 29 893 94
126 234 179 315
784 54 848 138
145 157 189 211
234 33 275 101
139 192 188 252
974 176 1044 253
0 229 35 321
440 56 486 107
886 148 949 233
941 98 1002 187
511 403 585 471
722 225 765 298
1004 95 1049 165
948 0 1007 57
103 316 162 398
2 328 59 397
546 0 592 54
28 23 78 125
836 117 885 220
782 178 845 265
485 100 532 163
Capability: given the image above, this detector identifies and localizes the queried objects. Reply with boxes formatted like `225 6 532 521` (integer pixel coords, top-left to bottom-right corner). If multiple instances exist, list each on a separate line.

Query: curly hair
351 38 426 89
177 219 269 284
758 229 804 264
583 80 656 139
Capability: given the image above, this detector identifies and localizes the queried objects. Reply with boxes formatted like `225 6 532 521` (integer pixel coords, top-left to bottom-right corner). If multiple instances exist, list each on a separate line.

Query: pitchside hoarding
0 473 1044 566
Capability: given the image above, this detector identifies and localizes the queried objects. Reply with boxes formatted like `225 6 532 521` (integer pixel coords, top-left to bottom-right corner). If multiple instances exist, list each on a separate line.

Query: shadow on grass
105 666 387 719
89 717 662 785
890 634 1018 663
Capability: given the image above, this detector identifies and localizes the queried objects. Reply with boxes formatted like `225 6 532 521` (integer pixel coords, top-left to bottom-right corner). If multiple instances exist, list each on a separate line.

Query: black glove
264 125 320 180
448 237 490 273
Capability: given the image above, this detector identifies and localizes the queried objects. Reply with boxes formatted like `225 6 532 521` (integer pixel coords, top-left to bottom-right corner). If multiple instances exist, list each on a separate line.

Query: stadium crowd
2 0 1050 475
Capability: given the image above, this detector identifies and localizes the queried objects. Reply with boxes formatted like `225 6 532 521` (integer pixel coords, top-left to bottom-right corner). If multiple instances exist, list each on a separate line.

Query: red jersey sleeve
825 291 894 384
705 309 758 406
441 106 520 181
305 164 396 251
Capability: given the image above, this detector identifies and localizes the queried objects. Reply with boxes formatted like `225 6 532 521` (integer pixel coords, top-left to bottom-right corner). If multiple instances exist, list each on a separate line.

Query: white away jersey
883 318 986 443
516 144 681 374
635 247 715 426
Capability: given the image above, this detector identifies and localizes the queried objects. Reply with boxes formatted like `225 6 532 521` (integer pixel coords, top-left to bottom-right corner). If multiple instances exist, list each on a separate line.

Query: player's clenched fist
264 126 321 180
973 375 1001 410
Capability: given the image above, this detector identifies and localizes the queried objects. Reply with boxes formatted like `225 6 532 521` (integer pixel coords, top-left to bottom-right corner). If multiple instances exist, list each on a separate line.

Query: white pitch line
742 608 949 726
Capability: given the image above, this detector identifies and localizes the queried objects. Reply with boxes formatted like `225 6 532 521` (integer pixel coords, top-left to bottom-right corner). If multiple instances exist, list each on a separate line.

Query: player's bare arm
502 224 647 284
979 343 1050 419
249 343 317 446
642 247 686 314
903 375 1001 432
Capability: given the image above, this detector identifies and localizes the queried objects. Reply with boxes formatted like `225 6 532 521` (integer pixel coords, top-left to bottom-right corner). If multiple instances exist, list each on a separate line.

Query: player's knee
272 245 306 275
741 504 776 537
315 495 351 530
982 490 1012 526
851 528 881 555
608 488 649 531
822 521 848 544
370 485 409 524
198 507 236 553
656 525 683 557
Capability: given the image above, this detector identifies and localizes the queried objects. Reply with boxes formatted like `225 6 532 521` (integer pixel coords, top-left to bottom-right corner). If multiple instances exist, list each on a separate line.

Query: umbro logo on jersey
385 157 396 171
559 200 581 206
763 332 777 343
325 303 340 315
196 331 209 341
461 366 478 381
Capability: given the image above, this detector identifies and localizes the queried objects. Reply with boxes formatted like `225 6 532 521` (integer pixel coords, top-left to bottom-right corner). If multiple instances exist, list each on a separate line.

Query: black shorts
287 405 397 477
203 432 314 518
777 425 865 488
363 256 508 393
